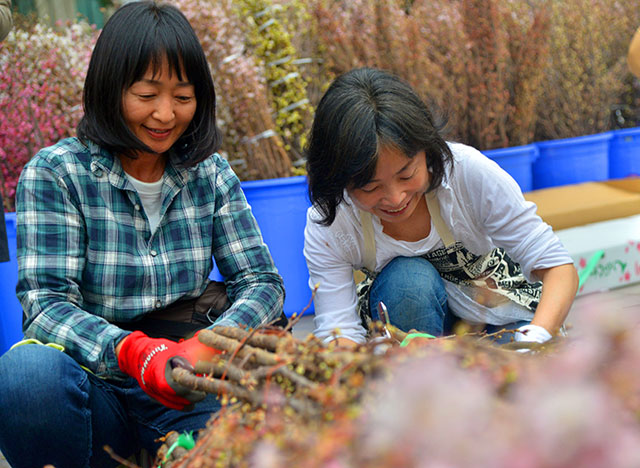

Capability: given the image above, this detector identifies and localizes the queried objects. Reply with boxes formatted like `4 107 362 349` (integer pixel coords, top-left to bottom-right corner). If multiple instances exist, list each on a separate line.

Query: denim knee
0 344 94 468
0 343 87 398
369 256 449 335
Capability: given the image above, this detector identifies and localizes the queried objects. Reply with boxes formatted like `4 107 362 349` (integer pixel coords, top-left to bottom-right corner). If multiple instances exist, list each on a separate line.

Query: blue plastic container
482 144 536 192
609 127 640 179
240 176 312 317
532 132 612 189
0 213 23 356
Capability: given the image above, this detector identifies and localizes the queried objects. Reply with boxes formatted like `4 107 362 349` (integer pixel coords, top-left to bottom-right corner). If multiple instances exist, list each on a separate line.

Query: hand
117 331 220 410
514 324 552 344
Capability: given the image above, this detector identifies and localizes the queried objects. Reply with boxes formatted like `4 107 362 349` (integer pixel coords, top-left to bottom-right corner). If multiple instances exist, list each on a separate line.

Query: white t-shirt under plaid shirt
16 137 284 379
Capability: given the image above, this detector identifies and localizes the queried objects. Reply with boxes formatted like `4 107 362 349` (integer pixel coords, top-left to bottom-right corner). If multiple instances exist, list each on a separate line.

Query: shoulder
196 152 230 170
185 153 240 192
444 141 516 189
305 194 363 255
25 138 92 175
447 141 498 172
307 193 360 231
190 153 235 180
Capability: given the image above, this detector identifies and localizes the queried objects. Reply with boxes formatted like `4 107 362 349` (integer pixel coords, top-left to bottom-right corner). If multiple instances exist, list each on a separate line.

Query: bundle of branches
151 322 551 467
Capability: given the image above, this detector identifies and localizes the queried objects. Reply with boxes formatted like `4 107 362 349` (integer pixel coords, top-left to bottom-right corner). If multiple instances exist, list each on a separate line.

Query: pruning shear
376 301 392 339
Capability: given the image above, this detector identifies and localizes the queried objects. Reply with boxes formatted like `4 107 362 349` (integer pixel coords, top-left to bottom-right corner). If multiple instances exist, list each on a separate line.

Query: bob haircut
306 67 453 226
77 1 221 166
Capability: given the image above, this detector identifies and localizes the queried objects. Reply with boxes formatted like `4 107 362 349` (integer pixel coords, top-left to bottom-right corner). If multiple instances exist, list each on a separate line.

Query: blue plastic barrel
0 212 23 356
609 127 640 179
240 176 312 317
482 144 536 192
532 132 611 189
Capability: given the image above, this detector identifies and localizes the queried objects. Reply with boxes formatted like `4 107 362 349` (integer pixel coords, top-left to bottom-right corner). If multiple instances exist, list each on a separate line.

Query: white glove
369 336 392 355
514 324 552 343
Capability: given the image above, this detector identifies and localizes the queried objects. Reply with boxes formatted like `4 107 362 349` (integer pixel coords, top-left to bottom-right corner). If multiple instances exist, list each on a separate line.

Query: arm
17 156 129 378
304 207 367 344
0 0 12 42
628 26 640 77
208 157 285 329
530 263 578 335
457 146 577 336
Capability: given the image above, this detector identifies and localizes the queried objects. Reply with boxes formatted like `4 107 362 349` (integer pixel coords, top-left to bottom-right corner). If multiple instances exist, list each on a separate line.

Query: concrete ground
1 282 638 468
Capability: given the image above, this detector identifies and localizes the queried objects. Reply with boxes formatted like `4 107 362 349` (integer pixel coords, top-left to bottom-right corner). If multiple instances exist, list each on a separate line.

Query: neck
381 195 431 242
118 152 167 182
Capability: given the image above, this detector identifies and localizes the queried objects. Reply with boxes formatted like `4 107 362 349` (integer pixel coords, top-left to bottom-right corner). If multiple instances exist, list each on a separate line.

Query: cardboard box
556 214 640 295
524 177 640 231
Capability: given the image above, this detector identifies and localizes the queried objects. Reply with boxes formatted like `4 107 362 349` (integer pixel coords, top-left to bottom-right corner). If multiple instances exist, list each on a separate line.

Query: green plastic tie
158 431 196 467
578 249 605 289
400 332 436 347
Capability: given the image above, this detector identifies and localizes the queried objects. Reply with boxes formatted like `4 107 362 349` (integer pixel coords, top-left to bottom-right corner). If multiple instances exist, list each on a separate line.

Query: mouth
144 126 173 139
380 199 410 215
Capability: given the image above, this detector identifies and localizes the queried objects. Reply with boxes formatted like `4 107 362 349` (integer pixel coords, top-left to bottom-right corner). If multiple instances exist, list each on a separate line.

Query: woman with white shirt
303 67 578 348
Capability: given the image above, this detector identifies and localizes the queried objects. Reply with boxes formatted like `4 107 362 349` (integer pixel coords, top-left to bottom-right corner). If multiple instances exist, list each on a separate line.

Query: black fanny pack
113 281 288 341
113 281 231 341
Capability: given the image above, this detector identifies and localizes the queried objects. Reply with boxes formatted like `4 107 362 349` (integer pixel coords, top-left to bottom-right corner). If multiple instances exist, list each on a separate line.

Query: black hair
306 67 453 226
77 1 221 166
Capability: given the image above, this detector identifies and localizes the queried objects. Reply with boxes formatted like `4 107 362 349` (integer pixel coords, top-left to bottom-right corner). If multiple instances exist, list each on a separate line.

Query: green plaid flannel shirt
16 138 284 379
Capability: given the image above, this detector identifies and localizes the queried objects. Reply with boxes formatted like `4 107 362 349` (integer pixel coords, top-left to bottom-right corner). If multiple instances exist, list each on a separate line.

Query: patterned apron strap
424 191 456 247
359 210 377 272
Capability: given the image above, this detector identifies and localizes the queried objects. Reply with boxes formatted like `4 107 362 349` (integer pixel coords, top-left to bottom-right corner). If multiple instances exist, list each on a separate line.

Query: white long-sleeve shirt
304 142 573 343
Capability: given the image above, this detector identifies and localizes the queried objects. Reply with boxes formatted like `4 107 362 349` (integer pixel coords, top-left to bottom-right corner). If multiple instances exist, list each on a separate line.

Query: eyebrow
366 159 414 184
137 78 194 87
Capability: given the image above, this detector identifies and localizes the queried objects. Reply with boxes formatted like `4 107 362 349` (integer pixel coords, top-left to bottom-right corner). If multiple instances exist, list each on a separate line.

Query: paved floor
1 283 638 468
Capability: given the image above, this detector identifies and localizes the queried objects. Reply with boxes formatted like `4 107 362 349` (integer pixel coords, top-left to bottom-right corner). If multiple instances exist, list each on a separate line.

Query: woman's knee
0 344 89 407
371 256 446 305
0 345 98 468
369 256 448 333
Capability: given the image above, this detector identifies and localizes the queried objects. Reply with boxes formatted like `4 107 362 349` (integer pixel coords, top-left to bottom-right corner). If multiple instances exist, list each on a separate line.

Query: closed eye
400 169 417 180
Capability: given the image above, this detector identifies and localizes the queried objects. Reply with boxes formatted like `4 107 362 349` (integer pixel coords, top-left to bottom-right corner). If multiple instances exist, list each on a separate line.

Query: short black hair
306 67 453 226
77 1 221 166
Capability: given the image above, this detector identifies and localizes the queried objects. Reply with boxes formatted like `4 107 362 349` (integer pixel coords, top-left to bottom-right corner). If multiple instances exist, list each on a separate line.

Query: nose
152 95 175 123
383 184 405 206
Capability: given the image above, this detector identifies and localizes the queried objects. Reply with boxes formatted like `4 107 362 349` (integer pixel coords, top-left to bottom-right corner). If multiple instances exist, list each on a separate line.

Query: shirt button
155 300 162 309
150 249 157 257
94 169 103 178
134 204 141 211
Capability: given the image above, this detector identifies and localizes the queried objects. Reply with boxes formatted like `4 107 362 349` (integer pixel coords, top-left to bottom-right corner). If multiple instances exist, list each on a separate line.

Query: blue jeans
0 344 221 468
368 256 452 336
367 256 530 340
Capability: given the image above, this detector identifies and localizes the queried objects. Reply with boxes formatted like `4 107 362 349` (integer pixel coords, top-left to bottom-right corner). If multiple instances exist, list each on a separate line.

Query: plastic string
158 431 196 467
400 332 436 347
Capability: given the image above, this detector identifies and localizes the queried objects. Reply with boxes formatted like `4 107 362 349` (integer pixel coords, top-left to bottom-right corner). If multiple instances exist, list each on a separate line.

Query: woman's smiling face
348 145 430 224
122 56 197 158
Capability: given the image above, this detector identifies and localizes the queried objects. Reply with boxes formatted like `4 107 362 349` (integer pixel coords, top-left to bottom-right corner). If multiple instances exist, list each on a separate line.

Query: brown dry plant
176 0 293 180
535 0 640 140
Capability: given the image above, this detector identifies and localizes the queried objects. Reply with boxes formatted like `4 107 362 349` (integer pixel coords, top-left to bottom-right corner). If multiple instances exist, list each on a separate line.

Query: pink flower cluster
0 22 97 211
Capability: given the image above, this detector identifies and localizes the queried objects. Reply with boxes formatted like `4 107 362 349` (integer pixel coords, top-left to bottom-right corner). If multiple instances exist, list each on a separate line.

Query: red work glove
117 330 221 410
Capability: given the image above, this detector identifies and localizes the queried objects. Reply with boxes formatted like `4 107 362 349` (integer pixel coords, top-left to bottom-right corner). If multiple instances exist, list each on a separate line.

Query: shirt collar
87 140 194 190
